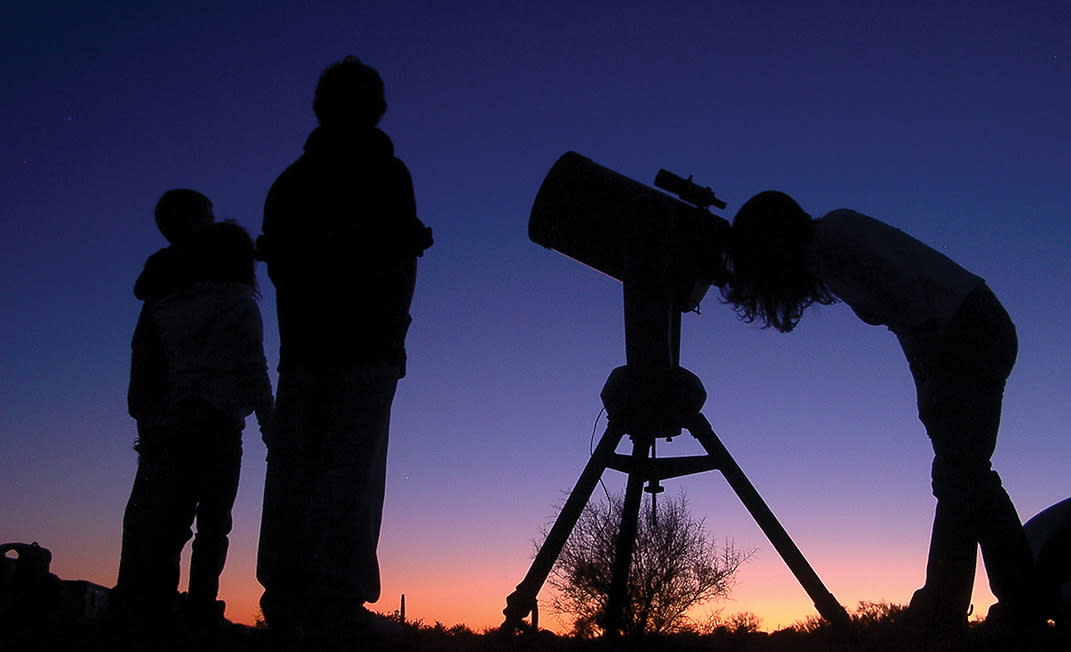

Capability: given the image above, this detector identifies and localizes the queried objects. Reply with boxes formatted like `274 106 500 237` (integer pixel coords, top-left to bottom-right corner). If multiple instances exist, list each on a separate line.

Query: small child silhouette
114 190 272 629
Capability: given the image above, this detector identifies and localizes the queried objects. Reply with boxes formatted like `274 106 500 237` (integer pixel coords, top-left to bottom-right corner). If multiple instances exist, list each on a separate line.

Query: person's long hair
196 220 260 298
720 191 835 332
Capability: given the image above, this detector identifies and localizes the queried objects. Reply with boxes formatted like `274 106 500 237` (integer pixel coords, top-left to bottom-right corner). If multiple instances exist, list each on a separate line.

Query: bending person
721 190 1037 636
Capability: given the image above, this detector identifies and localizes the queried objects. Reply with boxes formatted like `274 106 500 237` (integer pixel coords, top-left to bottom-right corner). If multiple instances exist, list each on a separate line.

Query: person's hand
256 409 274 447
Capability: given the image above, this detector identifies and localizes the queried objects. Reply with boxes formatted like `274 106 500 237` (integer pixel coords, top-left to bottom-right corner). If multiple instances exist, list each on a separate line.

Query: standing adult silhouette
255 56 432 644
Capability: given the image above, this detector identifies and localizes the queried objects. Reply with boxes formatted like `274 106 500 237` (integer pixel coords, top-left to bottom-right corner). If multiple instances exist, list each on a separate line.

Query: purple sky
2 0 1069 631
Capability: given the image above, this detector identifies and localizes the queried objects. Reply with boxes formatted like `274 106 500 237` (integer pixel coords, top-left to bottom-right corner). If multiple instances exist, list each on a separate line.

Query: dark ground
2 618 1069 652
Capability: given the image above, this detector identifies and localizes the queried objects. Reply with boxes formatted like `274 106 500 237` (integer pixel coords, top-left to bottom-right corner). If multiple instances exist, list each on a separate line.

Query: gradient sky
2 0 1069 633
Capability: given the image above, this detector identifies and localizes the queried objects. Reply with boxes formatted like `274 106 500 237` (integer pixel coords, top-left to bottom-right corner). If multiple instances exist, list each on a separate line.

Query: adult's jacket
259 126 431 375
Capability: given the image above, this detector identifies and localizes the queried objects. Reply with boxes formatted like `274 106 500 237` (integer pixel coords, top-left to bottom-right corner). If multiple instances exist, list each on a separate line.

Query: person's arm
128 303 168 423
241 295 275 442
134 248 179 301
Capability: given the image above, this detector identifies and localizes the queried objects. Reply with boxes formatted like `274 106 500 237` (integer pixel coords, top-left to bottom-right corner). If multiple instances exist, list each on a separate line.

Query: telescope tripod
501 363 850 636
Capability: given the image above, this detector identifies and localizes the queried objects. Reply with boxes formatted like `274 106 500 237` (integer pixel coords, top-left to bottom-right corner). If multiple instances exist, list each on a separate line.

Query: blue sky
2 0 1069 631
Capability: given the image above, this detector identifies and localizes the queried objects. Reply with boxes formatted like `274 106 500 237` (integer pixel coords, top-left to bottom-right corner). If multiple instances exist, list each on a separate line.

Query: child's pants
116 399 243 618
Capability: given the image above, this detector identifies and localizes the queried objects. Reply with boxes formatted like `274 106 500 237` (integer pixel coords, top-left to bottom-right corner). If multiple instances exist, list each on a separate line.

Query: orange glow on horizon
213 557 999 634
53 517 1000 634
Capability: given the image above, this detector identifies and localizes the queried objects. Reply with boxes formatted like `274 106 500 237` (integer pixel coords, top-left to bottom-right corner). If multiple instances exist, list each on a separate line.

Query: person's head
154 189 214 244
721 190 834 332
197 220 258 293
313 56 387 128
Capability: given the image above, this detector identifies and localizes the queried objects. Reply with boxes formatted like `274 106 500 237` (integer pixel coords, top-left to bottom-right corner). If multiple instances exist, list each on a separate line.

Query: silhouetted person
133 189 216 302
722 191 1038 636
1024 497 1071 628
0 542 61 630
115 192 273 630
255 56 432 643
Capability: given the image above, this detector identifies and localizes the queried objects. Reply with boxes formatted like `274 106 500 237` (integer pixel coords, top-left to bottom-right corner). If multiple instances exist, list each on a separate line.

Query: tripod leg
602 437 651 636
501 421 627 632
686 413 852 630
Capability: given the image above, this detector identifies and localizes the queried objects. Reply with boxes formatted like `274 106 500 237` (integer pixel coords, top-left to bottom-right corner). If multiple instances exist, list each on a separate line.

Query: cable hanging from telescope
589 407 614 505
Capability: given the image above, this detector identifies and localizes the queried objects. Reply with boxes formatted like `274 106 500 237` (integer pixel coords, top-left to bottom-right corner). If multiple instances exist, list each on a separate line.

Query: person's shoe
299 605 403 651
351 606 403 636
901 587 968 643
260 591 307 644
979 601 1049 643
185 598 227 631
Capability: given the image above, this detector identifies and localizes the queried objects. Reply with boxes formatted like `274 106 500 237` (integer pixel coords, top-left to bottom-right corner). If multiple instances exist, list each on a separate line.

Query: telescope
503 153 851 636
528 152 730 371
529 152 730 311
